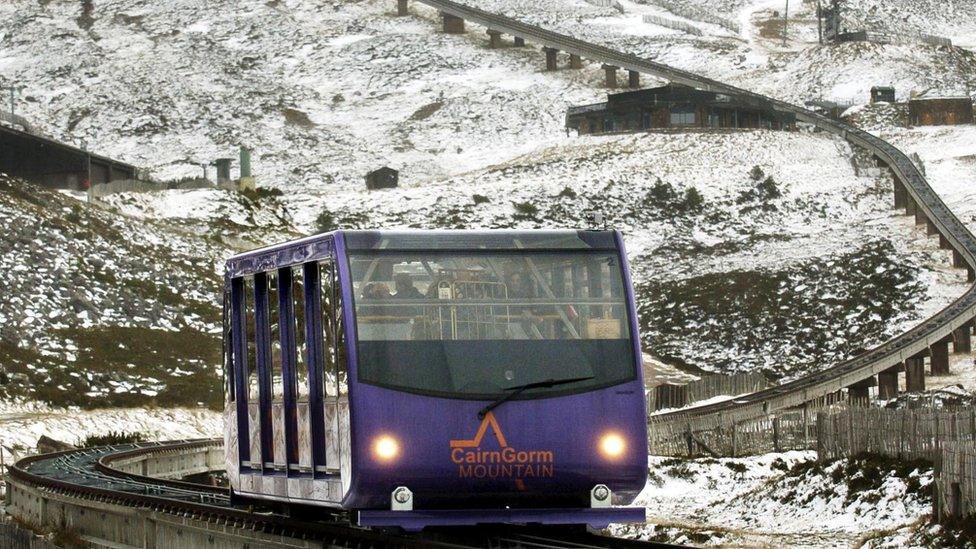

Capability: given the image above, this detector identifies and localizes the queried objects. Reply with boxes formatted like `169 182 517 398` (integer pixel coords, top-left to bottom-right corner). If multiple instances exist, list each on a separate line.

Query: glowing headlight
599 432 626 459
373 435 400 462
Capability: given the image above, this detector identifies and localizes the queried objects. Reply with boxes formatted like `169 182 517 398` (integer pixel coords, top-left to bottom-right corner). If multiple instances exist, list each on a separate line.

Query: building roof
0 122 136 172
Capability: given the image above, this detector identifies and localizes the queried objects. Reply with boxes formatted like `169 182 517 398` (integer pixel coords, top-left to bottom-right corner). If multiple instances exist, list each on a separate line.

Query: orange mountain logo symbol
449 412 554 484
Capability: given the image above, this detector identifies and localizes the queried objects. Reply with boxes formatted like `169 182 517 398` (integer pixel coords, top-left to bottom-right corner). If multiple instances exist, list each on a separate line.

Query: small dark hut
870 86 895 104
365 167 399 190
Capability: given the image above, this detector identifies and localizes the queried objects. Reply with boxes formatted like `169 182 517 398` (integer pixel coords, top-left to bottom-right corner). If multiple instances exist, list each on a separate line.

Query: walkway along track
407 0 976 430
5 441 678 548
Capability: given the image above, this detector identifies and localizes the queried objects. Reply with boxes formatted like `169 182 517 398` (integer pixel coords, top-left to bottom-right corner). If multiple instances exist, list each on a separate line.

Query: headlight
373 435 400 462
599 432 626 460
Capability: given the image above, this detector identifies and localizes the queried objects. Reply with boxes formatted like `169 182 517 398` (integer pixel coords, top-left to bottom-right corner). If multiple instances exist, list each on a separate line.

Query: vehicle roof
226 229 618 263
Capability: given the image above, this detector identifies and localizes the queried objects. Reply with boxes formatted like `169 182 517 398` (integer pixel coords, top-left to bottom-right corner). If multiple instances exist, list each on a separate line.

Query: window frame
344 248 639 401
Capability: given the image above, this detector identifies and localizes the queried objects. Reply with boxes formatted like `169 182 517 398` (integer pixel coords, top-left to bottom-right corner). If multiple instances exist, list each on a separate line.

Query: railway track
5 441 679 548
409 0 976 428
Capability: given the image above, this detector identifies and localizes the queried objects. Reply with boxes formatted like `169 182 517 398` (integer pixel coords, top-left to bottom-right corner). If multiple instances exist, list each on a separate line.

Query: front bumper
356 506 646 531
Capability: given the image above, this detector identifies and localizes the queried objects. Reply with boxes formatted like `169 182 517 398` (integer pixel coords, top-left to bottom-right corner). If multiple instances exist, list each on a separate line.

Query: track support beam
878 365 901 400
442 12 464 33
543 47 559 71
487 29 502 48
893 179 908 209
953 326 971 354
847 377 876 406
930 339 950 375
602 64 619 88
628 70 640 88
514 36 525 47
569 53 582 69
905 356 926 392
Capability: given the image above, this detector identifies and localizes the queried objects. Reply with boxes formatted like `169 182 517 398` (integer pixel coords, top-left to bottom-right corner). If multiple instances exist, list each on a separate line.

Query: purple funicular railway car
222 230 648 530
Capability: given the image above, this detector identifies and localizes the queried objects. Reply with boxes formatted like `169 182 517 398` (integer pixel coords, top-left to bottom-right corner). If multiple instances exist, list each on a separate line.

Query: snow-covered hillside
0 0 970 385
0 175 295 409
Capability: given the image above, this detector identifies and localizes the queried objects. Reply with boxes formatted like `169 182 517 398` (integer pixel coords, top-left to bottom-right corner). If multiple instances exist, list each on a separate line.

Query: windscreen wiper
477 376 595 419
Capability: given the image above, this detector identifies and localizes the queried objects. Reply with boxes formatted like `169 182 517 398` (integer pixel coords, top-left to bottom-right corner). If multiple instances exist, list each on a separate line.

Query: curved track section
7 442 677 548
411 0 976 427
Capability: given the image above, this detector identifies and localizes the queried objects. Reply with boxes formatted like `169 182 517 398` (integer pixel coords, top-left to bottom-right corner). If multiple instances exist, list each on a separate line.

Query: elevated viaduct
398 0 976 440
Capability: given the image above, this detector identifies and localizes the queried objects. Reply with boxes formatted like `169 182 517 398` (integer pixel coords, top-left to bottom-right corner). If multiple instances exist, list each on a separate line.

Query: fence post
772 416 780 453
731 421 737 457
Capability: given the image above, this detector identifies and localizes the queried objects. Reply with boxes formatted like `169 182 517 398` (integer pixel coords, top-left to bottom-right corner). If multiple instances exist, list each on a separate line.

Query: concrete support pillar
486 29 502 48
569 53 582 69
915 208 926 227
953 249 966 268
543 47 559 71
906 197 917 216
514 36 525 47
893 179 907 209
927 219 939 236
442 12 464 33
878 365 901 400
940 235 952 250
602 64 619 88
953 326 971 354
397 0 408 16
628 70 640 88
847 377 875 406
905 356 926 392
931 339 950 375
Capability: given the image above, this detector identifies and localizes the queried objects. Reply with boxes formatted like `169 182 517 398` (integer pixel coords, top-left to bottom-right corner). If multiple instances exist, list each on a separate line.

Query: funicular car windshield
345 231 637 399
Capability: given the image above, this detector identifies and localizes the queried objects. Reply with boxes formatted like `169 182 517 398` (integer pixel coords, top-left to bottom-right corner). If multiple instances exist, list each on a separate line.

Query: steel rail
9 443 679 548
411 0 976 426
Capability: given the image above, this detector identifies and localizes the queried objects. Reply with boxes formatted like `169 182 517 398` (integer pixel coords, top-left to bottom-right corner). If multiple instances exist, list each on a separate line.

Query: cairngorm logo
449 412 554 483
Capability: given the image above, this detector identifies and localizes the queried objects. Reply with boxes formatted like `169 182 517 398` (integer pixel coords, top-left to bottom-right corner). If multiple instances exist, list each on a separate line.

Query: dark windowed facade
566 84 796 135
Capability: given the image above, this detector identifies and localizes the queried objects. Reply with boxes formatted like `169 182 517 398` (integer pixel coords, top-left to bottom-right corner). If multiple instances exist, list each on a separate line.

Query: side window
268 272 283 400
320 260 336 397
224 287 235 403
333 261 348 397
244 276 258 400
293 266 310 401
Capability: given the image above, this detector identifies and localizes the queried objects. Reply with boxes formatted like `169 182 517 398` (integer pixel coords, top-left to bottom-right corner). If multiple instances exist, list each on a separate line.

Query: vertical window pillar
230 277 251 468
303 262 328 474
254 272 274 471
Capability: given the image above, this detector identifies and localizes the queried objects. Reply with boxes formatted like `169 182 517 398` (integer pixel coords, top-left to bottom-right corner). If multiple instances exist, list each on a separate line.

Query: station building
565 84 796 135
908 96 974 127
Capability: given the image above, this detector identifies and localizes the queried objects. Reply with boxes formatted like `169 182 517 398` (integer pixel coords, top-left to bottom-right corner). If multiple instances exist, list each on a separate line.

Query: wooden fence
647 372 769 413
0 518 59 549
649 405 821 457
936 442 976 522
817 408 976 461
642 14 703 36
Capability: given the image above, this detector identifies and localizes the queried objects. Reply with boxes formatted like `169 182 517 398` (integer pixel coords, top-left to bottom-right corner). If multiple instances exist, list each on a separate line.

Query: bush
83 431 146 448
316 208 337 233
749 165 765 181
757 176 781 200
512 201 539 218
683 187 705 212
